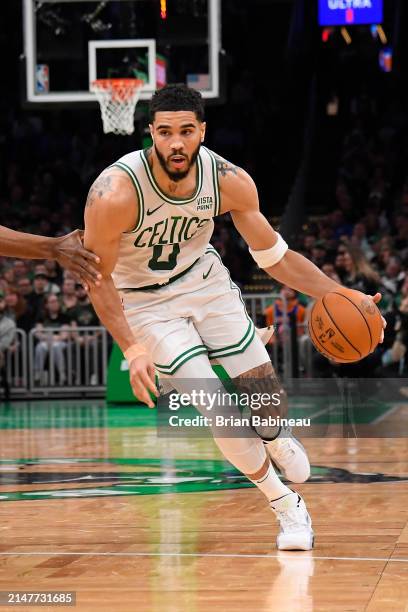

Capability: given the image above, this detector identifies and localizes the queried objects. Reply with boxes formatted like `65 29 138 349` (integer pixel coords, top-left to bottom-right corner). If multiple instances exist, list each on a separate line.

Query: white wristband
124 343 148 364
249 232 288 268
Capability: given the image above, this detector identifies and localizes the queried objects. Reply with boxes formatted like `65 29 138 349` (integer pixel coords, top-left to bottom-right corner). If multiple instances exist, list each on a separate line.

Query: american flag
187 74 210 91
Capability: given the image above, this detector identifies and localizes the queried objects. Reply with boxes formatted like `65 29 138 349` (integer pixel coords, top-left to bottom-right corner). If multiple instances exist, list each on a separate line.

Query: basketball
308 288 383 363
4 0 408 608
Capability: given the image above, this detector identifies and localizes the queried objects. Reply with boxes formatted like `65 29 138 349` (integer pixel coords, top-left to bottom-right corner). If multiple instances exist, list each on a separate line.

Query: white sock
213 436 292 501
163 359 292 502
248 455 292 502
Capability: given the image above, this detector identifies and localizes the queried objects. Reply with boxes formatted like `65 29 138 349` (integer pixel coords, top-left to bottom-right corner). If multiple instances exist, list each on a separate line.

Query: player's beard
154 142 201 182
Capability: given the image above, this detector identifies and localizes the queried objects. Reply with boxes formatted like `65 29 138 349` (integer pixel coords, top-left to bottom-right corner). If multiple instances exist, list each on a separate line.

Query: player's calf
232 363 311 484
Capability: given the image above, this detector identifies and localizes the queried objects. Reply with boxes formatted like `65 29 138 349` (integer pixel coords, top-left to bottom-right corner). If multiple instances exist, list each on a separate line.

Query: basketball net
91 78 144 135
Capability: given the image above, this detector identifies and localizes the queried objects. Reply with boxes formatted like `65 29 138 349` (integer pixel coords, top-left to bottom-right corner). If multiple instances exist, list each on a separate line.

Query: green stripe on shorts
204 247 256 359
208 323 256 359
155 345 208 375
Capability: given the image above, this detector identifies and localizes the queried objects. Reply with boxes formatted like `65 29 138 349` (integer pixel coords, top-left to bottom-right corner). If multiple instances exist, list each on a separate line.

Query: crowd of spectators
0 113 107 391
0 256 101 393
1 93 408 386
270 98 408 377
0 258 99 332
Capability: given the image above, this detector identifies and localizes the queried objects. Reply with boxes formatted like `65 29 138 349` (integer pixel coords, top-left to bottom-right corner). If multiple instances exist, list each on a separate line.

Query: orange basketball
308 288 383 363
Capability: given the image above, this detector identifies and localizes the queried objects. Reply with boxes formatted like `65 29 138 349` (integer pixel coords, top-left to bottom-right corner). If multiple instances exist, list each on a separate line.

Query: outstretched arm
0 225 57 259
217 162 341 299
84 170 157 407
232 210 340 299
218 157 383 320
0 226 101 288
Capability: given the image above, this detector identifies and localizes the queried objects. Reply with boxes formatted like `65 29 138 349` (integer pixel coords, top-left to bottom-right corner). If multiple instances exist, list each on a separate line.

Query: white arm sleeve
248 233 288 268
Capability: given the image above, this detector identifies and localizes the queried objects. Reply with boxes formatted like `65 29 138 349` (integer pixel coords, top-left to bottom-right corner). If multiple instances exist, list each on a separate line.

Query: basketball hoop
91 78 144 135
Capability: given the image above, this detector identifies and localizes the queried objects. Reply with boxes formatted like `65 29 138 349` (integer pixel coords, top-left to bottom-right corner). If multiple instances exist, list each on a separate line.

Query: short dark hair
149 84 205 122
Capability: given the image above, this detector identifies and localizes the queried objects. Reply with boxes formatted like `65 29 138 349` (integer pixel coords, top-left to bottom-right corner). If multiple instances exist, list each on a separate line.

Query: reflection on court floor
1 400 408 611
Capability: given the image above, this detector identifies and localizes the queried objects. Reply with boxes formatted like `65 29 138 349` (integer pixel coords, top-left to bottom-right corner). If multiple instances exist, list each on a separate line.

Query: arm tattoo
213 153 238 177
86 175 114 208
234 362 275 380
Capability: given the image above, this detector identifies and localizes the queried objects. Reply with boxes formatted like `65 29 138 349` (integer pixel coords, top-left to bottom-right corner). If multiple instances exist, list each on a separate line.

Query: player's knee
233 362 288 419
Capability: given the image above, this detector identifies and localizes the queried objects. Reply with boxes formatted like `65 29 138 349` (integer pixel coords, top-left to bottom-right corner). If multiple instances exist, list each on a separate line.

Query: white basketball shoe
271 492 314 551
264 427 311 483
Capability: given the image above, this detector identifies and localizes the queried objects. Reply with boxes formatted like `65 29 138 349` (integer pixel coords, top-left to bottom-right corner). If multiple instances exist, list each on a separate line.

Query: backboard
23 0 221 105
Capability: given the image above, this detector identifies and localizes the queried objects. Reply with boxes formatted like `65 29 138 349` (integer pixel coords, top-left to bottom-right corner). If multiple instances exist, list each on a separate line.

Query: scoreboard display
318 0 383 26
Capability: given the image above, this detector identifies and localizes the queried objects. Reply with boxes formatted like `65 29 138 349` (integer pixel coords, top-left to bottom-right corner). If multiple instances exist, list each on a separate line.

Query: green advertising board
106 343 229 404
106 343 136 403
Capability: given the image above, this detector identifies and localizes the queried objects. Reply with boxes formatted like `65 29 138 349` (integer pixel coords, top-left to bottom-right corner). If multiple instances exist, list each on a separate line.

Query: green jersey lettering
158 218 169 245
169 216 182 243
133 216 212 249
177 217 188 242
148 220 166 247
184 217 200 240
134 227 152 248
148 244 181 271
197 218 210 230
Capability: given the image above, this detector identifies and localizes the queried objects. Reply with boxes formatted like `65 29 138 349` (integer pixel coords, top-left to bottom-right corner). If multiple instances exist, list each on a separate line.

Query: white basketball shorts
119 246 270 378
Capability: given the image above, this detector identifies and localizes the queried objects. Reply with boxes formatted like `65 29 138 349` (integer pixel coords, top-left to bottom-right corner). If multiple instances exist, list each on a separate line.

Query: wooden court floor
0 400 408 612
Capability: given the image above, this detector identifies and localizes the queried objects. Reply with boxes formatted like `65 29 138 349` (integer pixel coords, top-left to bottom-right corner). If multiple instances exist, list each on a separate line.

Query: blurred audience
33 294 71 385
1 86 408 383
265 285 307 339
61 277 78 318
340 246 381 295
0 290 16 399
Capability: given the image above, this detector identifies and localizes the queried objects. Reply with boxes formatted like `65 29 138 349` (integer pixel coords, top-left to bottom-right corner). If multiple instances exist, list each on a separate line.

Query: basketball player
84 85 384 550
0 226 101 287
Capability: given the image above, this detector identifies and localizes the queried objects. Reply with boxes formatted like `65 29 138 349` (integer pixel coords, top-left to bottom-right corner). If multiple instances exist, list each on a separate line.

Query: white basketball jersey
111 146 220 289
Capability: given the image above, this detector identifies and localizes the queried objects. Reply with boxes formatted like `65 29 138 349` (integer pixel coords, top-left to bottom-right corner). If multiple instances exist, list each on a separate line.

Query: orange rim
91 78 144 100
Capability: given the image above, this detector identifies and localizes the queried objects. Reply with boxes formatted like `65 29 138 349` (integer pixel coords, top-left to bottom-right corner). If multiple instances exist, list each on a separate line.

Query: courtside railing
27 326 109 396
0 295 301 399
2 328 28 396
243 292 291 381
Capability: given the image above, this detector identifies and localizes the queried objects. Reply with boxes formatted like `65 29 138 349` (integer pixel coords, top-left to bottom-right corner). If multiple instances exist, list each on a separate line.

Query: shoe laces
273 506 308 533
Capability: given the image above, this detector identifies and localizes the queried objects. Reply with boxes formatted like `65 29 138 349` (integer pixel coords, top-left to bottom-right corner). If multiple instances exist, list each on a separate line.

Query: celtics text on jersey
111 146 221 290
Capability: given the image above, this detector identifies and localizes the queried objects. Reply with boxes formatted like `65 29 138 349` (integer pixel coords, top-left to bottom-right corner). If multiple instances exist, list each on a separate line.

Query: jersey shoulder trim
140 149 203 205
202 147 221 217
109 161 145 234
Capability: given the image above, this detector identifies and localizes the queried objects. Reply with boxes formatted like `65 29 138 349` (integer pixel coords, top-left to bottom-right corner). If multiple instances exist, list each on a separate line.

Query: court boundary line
371 402 406 424
0 551 407 563
307 400 407 425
